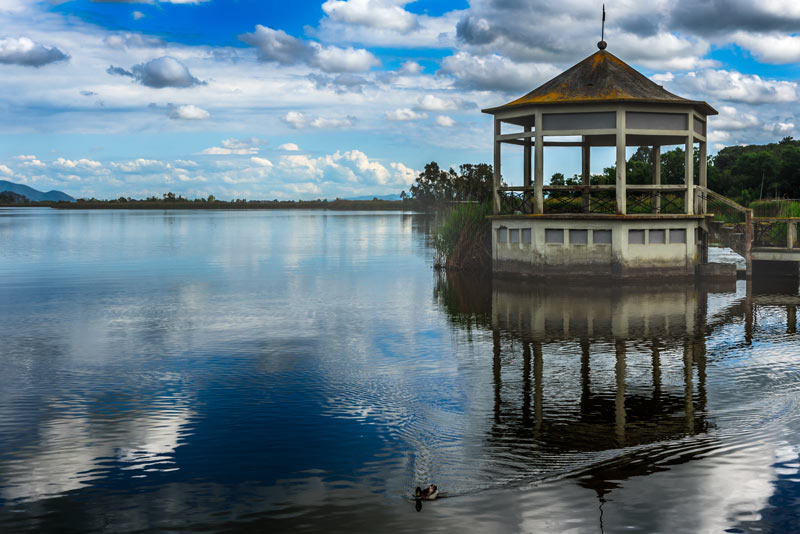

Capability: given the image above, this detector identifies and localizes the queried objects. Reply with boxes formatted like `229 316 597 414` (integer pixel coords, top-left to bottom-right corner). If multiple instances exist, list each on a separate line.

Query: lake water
1 208 800 533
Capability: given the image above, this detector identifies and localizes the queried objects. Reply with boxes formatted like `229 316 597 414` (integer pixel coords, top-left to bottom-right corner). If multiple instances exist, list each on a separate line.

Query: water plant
433 201 492 272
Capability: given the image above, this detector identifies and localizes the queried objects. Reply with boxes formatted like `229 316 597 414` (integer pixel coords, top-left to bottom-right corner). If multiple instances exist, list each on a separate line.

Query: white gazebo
482 43 719 279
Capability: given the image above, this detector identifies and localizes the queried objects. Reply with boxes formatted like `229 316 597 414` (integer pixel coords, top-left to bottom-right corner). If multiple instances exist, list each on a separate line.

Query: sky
0 0 799 200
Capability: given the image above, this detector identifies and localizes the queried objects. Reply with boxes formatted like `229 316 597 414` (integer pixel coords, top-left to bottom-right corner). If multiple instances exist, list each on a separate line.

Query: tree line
408 137 800 207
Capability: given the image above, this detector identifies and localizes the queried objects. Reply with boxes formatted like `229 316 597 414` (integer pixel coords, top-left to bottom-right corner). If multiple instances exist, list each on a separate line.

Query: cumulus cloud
440 52 560 92
52 158 106 174
0 37 69 67
239 25 379 72
669 0 800 36
167 104 210 120
250 156 273 167
734 32 800 64
278 143 299 151
399 60 423 74
281 111 356 129
385 108 427 121
110 159 166 173
200 137 263 155
321 0 418 33
679 70 798 104
0 164 12 176
107 56 204 88
415 94 458 111
308 73 368 93
278 149 416 188
435 115 455 127
104 33 164 49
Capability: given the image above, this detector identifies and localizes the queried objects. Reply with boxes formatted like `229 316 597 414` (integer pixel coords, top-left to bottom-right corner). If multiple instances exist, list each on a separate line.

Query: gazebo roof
482 49 717 116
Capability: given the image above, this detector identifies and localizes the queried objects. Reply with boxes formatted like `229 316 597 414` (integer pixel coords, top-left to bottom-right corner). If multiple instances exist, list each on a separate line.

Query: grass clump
433 202 492 272
750 199 800 218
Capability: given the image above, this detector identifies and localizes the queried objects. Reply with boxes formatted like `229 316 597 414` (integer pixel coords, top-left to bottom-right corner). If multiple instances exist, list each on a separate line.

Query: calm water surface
1 208 800 533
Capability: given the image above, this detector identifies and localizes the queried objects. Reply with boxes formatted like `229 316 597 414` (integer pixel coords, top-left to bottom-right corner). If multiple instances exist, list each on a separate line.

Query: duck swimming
415 484 438 500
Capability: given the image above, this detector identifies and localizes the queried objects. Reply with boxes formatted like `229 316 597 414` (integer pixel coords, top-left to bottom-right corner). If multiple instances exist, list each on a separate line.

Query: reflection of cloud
1 398 194 502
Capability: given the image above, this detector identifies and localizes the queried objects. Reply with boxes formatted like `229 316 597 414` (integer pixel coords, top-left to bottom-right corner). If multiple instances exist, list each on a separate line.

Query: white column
534 110 544 214
652 145 661 213
582 136 591 212
685 113 695 215
615 109 626 215
524 125 532 213
493 118 501 214
698 139 707 214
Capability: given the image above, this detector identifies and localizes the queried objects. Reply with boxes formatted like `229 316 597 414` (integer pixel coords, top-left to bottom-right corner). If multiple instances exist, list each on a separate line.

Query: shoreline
0 199 430 211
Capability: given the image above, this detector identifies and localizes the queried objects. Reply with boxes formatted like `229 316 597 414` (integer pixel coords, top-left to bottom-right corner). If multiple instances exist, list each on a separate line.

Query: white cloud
167 104 210 120
0 164 12 176
651 72 675 83
103 33 163 50
399 60 423 74
281 111 356 129
240 25 379 73
435 115 456 127
321 0 418 33
201 147 257 155
440 52 560 92
278 143 299 151
250 156 273 167
681 70 798 104
18 155 45 168
107 56 204 88
200 138 262 155
385 108 427 121
53 157 103 170
0 37 69 67
110 159 166 173
734 32 800 64
132 11 144 20
415 94 457 111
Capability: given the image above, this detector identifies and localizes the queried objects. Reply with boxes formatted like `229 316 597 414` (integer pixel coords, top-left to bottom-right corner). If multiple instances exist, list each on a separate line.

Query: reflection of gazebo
482 44 717 216
482 43 722 278
488 281 711 452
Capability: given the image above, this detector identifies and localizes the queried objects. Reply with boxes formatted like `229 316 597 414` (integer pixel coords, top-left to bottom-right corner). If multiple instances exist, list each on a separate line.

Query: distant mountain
0 180 75 202
346 194 402 201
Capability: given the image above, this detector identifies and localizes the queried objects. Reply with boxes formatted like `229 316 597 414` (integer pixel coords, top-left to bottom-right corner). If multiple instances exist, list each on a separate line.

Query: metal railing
497 185 689 215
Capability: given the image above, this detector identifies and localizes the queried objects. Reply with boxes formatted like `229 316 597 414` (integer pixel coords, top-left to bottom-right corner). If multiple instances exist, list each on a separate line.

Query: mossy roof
482 50 717 116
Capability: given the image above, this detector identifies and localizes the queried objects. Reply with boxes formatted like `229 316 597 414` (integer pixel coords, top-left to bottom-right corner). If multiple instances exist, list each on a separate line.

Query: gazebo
482 43 719 278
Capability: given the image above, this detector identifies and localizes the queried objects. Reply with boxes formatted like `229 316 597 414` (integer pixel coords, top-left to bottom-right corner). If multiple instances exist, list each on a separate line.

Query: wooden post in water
533 340 543 436
615 339 626 447
745 209 753 279
683 340 695 435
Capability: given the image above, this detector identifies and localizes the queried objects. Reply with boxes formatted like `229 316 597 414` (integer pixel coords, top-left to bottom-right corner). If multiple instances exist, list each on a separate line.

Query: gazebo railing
497 185 690 215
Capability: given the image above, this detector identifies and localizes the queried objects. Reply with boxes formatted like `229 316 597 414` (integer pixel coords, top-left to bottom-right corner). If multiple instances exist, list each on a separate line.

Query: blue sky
0 0 798 200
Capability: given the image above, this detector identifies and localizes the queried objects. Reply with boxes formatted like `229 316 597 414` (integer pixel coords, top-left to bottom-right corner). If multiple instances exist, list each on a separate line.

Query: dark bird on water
416 484 438 500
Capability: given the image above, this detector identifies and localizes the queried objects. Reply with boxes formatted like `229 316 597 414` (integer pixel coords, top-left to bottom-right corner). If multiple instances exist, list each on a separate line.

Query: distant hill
0 180 75 202
346 194 402 201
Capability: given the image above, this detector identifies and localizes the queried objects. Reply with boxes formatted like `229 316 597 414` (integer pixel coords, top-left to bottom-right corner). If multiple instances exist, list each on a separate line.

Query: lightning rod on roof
598 4 607 50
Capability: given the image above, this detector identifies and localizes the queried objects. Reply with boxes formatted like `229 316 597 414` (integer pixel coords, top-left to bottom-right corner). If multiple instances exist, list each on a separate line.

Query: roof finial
597 4 607 50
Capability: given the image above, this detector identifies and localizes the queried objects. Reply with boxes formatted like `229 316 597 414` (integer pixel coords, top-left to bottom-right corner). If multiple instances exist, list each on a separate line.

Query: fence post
745 209 753 280
788 221 796 249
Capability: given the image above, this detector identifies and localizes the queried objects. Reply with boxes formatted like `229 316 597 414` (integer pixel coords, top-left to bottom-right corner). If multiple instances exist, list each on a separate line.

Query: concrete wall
492 216 702 278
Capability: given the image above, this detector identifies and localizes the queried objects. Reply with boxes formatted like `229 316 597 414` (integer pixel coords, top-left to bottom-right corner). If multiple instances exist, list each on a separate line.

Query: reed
750 199 800 218
433 202 492 272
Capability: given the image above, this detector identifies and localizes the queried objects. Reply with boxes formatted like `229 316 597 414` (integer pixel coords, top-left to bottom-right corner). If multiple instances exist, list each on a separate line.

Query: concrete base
752 259 799 279
696 262 737 280
491 214 703 279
